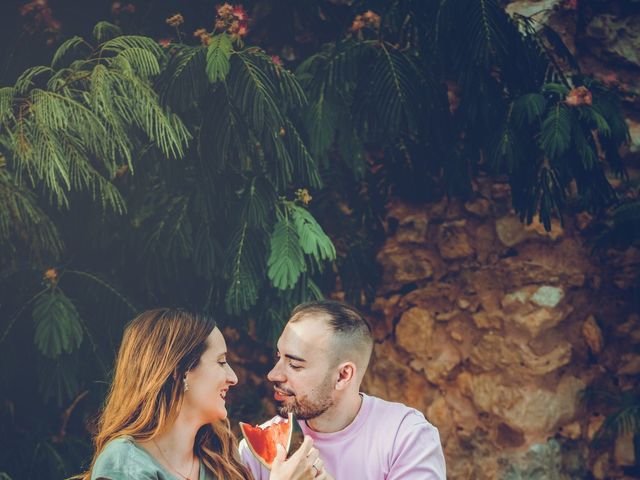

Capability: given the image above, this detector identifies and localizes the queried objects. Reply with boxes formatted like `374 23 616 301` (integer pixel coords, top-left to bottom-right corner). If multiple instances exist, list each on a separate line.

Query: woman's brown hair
77 308 252 479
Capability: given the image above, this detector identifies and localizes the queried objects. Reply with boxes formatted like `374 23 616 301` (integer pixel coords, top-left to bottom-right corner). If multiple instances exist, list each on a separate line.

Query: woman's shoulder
91 437 162 480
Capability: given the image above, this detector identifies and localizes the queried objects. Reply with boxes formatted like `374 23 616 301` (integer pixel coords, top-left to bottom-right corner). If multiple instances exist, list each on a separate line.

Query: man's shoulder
366 395 427 420
364 394 438 432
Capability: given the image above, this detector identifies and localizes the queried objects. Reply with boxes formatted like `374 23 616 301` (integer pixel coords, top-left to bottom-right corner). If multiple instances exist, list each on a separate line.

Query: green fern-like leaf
540 103 572 161
206 34 232 83
0 169 63 262
542 82 569 97
224 223 266 313
369 44 420 136
100 35 164 60
113 47 161 78
159 45 208 107
283 118 323 189
304 92 338 158
267 212 306 290
463 0 509 66
93 21 122 43
15 66 53 94
51 36 91 69
513 93 546 126
582 106 611 138
33 290 83 358
290 204 336 263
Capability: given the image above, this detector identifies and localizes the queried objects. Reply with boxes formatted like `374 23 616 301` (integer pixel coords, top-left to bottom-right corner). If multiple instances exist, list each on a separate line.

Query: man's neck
306 392 363 433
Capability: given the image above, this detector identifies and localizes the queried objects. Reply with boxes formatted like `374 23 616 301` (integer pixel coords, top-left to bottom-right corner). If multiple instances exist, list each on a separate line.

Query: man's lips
273 386 294 401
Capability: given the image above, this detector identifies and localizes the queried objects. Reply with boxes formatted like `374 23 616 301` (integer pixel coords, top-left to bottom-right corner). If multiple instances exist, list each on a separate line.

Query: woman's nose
227 365 238 385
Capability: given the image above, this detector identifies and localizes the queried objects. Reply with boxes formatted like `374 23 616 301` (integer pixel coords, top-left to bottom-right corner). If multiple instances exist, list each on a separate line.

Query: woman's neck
142 413 202 477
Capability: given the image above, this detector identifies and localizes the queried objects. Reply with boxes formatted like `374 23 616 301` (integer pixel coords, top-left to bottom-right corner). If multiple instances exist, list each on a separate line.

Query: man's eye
218 361 228 366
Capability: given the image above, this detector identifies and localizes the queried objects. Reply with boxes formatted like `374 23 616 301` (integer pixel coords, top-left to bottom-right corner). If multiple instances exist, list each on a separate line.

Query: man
239 300 446 479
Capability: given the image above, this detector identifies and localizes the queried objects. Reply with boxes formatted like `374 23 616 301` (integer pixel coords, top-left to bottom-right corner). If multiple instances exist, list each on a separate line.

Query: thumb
272 444 287 467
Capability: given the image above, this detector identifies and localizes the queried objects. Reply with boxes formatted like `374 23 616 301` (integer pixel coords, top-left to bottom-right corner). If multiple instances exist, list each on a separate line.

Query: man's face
267 315 336 420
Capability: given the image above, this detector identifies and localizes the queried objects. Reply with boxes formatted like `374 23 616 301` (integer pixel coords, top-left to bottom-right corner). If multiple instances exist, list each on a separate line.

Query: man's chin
277 403 297 417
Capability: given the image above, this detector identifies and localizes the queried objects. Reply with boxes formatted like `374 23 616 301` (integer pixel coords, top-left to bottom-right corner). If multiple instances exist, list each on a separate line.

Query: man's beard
275 375 334 420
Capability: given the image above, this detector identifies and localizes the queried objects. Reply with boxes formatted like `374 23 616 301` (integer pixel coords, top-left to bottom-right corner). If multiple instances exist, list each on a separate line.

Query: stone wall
363 177 640 479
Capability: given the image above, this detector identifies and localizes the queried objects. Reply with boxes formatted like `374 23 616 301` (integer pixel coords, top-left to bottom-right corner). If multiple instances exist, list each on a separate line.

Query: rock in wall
363 176 640 479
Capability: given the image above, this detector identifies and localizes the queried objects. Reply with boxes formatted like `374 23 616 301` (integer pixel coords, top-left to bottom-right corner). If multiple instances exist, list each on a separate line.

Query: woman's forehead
205 327 227 354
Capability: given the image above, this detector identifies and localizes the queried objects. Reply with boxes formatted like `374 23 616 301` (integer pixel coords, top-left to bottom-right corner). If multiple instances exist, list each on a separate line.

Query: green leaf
33 290 83 358
159 45 207 107
0 87 16 125
267 212 306 290
93 21 122 43
225 223 265 313
512 93 546 126
206 34 232 83
113 47 161 77
542 82 569 97
369 45 420 135
15 66 53 94
51 36 91 68
540 103 572 160
304 92 338 158
582 106 611 138
101 35 164 59
290 204 336 263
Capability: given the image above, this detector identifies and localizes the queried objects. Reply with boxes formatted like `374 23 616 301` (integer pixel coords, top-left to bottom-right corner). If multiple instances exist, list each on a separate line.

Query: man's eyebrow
284 353 306 362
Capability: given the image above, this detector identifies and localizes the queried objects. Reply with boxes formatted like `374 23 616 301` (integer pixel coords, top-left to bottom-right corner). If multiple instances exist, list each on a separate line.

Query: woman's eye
218 361 228 366
289 363 301 370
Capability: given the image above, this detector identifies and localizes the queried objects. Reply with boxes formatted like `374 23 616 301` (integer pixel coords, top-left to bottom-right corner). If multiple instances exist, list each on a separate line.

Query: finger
306 447 320 465
291 435 314 459
272 443 287 467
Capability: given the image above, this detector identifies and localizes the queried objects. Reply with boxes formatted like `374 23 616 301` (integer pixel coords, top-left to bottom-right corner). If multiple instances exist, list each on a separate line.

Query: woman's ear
335 362 356 390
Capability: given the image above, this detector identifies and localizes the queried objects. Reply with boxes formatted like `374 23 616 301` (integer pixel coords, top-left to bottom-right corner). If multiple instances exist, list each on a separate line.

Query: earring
183 375 189 392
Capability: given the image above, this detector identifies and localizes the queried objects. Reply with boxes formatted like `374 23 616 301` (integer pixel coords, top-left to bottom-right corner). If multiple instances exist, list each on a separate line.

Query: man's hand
270 436 320 480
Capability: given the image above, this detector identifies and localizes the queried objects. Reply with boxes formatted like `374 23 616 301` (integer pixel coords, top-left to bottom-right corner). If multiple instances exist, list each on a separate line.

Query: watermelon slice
240 413 294 469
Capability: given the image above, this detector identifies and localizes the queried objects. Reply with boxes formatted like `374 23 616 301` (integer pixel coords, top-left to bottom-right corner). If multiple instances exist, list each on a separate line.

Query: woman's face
183 327 238 423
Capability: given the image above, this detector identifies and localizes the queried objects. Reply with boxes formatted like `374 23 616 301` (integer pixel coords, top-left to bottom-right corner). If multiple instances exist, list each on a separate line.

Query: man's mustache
273 383 295 396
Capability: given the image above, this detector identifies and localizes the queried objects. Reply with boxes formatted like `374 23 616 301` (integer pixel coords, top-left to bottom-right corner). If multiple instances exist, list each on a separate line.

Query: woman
78 308 326 480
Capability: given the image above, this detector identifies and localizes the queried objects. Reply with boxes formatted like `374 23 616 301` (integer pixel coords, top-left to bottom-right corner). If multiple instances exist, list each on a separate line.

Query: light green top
91 436 214 480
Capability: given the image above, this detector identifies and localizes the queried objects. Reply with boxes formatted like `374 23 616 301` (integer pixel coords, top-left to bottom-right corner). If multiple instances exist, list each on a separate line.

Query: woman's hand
269 436 324 480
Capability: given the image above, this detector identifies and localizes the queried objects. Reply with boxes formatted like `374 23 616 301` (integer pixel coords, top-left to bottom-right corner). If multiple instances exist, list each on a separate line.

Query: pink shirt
239 393 446 479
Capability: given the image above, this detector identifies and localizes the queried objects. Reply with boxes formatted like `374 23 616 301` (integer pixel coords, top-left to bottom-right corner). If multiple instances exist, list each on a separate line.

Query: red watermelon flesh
240 413 294 469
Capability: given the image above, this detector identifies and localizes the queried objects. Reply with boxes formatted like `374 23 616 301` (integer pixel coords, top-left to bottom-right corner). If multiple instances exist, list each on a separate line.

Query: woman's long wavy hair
78 308 252 480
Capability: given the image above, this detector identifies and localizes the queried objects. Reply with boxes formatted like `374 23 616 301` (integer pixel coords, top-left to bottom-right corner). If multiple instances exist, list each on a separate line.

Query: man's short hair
290 300 374 375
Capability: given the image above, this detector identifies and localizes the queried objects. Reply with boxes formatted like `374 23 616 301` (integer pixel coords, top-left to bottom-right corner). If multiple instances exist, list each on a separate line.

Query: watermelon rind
240 412 294 470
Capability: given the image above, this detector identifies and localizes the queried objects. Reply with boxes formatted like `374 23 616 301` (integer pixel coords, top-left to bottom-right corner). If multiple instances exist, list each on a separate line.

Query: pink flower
232 5 247 21
271 55 283 66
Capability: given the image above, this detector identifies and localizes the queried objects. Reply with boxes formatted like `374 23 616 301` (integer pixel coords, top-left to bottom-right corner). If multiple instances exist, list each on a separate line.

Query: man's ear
335 362 357 390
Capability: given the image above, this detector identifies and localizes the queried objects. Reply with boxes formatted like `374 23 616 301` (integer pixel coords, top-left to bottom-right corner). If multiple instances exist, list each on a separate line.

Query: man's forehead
278 315 333 353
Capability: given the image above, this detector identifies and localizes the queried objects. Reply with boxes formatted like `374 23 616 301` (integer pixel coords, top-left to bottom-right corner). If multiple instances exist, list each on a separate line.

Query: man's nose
267 362 284 382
